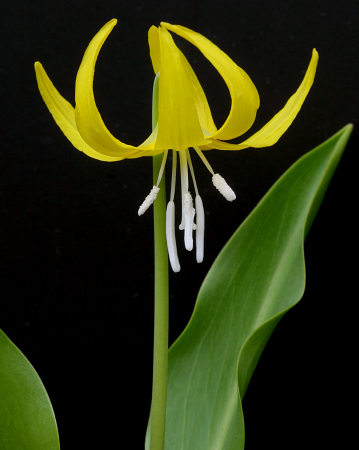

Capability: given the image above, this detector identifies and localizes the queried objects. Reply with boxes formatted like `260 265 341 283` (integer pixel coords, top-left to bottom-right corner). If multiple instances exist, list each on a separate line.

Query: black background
1 1 358 448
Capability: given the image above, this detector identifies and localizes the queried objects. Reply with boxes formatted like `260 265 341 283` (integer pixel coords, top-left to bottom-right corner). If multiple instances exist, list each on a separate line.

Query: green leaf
163 125 352 450
0 329 60 450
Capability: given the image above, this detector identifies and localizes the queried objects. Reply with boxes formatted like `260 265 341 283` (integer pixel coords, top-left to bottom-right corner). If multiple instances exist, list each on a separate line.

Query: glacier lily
35 19 318 272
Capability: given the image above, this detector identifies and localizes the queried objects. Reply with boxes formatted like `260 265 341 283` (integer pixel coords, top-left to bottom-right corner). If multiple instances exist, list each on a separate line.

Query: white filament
138 185 160 215
170 151 177 202
186 149 199 196
194 147 215 175
195 195 205 263
156 149 168 186
166 201 180 272
212 174 236 201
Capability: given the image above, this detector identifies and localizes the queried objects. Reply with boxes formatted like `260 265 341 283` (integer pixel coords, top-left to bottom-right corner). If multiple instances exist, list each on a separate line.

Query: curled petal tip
311 48 319 64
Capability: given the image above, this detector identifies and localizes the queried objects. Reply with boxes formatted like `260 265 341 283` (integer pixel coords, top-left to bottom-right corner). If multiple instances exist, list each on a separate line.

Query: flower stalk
150 73 169 450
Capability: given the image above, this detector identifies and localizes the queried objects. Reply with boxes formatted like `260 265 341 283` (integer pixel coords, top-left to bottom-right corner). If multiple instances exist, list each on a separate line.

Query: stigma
139 147 236 272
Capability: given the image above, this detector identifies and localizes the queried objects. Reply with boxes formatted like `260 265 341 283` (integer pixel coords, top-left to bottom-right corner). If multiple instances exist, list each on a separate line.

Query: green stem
150 73 169 450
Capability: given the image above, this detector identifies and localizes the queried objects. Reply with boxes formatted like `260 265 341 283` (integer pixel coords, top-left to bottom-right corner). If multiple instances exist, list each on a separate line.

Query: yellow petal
75 19 155 158
162 23 260 141
154 26 208 150
148 26 161 74
34 62 122 161
148 26 217 136
180 51 217 136
210 49 319 151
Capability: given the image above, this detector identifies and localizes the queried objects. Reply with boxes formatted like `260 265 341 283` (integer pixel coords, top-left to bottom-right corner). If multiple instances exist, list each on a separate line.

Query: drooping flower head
35 20 318 272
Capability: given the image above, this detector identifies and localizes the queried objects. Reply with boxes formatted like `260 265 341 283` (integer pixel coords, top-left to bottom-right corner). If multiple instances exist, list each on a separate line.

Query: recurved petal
210 49 319 151
75 19 155 158
34 62 122 161
162 23 260 141
154 26 207 150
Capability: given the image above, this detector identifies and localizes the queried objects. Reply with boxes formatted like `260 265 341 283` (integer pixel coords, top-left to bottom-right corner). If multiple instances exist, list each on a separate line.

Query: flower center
138 147 236 272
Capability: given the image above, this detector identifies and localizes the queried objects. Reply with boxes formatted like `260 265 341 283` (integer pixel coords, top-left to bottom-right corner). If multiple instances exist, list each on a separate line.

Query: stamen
138 185 160 215
194 147 215 175
170 150 177 202
186 149 199 197
138 150 167 216
183 192 195 251
195 195 205 263
156 149 168 186
212 173 236 201
166 201 181 272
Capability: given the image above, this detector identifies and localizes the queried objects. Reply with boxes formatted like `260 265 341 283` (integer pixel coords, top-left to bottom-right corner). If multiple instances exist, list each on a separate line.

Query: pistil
178 150 195 246
183 192 195 251
187 149 205 263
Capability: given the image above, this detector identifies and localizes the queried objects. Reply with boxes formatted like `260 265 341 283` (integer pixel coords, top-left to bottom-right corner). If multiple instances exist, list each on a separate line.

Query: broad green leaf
0 329 60 450
163 125 352 450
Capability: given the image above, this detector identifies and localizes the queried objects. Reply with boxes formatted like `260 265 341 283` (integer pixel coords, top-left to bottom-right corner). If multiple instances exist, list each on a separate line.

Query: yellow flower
35 19 318 272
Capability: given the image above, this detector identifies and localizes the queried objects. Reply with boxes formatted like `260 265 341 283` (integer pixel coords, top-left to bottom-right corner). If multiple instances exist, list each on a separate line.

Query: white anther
195 195 205 263
183 192 195 251
166 201 181 272
212 174 236 201
138 186 160 215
